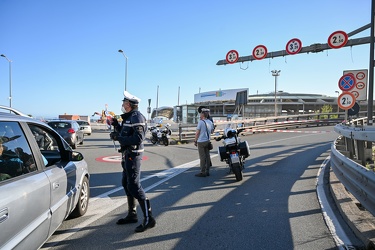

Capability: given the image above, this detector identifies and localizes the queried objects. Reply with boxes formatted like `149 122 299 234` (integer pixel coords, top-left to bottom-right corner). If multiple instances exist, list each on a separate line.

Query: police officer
110 91 156 233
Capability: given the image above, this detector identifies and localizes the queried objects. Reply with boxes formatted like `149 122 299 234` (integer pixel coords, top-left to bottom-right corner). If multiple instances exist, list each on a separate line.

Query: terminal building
151 88 368 124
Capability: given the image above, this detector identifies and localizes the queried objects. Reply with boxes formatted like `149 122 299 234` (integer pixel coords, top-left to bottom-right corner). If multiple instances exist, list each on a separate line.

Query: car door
27 124 78 237
0 121 51 250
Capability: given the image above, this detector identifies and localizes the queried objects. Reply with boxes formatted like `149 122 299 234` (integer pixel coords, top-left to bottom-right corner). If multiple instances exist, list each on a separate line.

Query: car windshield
77 121 88 126
48 122 72 129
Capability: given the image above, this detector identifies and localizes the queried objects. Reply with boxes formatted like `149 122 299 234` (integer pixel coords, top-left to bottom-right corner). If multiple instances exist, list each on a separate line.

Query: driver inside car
0 136 24 179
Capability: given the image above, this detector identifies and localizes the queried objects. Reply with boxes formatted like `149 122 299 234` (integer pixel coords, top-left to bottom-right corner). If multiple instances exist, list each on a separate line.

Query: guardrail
174 113 344 141
332 120 375 217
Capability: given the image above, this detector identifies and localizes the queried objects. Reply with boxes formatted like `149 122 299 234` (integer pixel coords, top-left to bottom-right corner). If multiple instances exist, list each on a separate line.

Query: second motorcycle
149 123 172 146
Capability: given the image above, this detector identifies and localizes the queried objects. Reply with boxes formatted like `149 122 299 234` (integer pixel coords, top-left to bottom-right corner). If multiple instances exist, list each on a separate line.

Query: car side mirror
70 151 84 161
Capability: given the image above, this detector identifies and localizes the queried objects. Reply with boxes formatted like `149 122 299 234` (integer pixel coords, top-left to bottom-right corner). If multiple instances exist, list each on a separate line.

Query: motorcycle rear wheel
232 163 243 181
163 137 169 146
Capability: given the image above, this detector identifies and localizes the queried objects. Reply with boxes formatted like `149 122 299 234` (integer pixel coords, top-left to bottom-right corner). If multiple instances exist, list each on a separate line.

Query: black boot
135 199 156 232
116 196 138 224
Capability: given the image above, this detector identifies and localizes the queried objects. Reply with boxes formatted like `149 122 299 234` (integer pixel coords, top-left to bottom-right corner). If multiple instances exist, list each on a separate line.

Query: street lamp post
118 49 128 91
271 70 281 117
1 54 12 108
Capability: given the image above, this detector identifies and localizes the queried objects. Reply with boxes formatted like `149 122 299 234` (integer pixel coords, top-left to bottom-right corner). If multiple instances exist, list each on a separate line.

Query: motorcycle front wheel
150 137 157 144
232 163 243 181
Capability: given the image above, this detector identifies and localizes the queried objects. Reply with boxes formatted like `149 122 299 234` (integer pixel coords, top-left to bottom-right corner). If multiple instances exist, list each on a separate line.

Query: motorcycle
216 124 250 181
149 123 172 146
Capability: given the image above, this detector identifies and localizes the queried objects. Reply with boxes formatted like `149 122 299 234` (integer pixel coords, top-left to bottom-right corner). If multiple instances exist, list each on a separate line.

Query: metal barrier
174 114 343 142
332 121 375 217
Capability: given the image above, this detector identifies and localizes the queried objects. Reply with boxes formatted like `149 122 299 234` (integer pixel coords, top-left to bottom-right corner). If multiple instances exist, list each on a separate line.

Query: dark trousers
121 152 146 201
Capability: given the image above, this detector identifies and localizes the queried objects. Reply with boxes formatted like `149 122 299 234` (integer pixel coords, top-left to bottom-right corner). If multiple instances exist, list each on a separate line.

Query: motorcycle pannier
239 141 250 158
218 146 228 161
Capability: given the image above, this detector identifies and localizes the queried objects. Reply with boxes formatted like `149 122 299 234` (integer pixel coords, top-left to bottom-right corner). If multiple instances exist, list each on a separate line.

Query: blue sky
0 0 371 119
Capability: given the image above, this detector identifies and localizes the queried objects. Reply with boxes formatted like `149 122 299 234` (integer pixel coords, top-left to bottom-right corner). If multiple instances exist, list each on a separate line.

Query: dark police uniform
110 91 156 233
115 110 147 199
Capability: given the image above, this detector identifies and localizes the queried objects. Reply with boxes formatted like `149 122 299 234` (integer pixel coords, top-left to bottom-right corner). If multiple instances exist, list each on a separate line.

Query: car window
0 121 36 182
77 121 89 126
48 122 71 129
29 124 61 167
29 125 59 151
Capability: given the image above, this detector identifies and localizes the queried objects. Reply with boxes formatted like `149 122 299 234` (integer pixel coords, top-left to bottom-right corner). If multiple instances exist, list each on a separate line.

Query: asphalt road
42 126 345 250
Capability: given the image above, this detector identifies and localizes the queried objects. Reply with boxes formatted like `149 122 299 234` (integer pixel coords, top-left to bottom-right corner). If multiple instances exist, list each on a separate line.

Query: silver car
76 120 92 136
0 108 90 250
47 120 84 149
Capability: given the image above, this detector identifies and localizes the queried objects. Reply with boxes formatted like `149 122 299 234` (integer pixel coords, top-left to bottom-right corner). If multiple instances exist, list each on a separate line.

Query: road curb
329 168 375 249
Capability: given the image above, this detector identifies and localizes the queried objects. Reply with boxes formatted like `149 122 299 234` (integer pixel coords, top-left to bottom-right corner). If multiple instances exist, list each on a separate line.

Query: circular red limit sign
338 92 356 110
328 30 348 49
356 82 365 89
351 91 359 98
226 50 239 64
252 45 268 60
356 72 365 80
286 38 302 55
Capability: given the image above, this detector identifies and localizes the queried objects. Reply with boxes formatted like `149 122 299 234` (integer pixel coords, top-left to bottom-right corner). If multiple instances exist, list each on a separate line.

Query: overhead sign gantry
216 11 375 124
216 24 371 65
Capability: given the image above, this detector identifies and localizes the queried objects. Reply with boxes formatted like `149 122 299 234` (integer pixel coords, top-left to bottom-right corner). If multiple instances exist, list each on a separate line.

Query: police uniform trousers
121 151 146 201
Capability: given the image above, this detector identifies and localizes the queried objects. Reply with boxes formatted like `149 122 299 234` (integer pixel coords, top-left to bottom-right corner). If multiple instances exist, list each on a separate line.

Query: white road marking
317 157 354 249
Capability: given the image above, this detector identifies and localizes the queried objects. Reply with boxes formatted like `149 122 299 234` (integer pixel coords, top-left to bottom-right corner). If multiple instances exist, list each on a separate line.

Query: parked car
47 120 84 149
0 107 90 250
76 120 92 135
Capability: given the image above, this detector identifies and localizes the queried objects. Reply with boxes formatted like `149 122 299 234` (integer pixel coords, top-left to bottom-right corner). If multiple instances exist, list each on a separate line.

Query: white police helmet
122 91 141 104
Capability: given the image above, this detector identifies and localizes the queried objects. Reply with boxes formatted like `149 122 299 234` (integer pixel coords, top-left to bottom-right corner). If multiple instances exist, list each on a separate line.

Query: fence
174 112 344 141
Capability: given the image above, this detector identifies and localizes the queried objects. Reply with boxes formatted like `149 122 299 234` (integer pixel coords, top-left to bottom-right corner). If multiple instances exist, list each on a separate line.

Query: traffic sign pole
368 0 375 125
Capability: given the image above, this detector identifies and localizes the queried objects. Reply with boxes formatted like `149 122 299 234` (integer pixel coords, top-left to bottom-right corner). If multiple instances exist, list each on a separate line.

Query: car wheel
72 141 77 149
70 176 90 218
